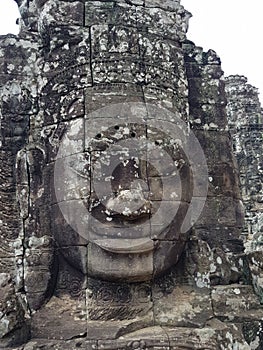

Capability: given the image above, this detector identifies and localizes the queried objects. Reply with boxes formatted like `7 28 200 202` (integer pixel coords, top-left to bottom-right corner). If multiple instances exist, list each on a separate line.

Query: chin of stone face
0 0 262 349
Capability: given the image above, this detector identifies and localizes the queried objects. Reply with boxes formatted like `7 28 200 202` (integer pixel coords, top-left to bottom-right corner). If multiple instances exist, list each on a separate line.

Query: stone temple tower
226 75 263 245
0 0 262 348
226 75 263 309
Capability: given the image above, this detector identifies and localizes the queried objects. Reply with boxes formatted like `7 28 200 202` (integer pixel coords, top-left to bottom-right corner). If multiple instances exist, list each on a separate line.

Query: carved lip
93 238 154 254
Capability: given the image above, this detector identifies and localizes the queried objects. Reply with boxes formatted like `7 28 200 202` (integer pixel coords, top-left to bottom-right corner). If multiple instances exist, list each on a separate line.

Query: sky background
0 0 263 104
183 0 263 104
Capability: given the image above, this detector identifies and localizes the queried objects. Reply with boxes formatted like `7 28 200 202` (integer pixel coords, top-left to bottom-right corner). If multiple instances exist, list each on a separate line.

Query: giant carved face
15 0 206 283
53 102 207 282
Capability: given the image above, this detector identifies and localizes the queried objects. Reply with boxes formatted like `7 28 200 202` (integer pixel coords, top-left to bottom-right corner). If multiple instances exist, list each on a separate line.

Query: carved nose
106 189 151 220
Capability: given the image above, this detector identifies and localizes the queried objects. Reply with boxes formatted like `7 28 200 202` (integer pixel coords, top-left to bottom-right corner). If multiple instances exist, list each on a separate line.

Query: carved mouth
93 238 154 254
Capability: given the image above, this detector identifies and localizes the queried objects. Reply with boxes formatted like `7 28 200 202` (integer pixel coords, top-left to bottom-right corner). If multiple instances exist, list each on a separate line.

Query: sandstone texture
0 0 262 349
226 75 263 311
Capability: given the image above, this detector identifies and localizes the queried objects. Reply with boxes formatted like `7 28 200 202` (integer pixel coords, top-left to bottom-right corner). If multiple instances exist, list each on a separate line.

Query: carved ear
16 147 57 311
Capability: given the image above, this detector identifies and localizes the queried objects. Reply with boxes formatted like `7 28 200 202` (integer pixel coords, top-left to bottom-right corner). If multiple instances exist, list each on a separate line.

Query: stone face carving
0 0 262 348
226 75 263 248
226 75 263 308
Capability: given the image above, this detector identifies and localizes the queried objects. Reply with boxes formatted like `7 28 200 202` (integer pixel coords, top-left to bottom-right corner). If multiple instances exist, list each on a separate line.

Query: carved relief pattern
0 0 262 349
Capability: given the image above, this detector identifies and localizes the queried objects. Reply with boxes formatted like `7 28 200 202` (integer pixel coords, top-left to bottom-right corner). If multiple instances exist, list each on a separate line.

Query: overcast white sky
183 0 263 104
0 1 19 35
0 0 263 104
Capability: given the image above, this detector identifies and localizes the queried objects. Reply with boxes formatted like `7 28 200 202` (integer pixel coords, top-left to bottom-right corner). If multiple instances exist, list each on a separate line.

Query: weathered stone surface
211 284 263 321
247 251 263 303
0 274 30 348
0 0 262 349
226 75 263 245
87 277 152 322
226 75 263 313
15 339 97 350
30 295 87 341
153 285 213 327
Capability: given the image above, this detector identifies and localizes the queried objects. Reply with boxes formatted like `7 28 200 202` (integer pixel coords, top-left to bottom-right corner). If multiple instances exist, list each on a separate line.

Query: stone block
148 176 186 202
85 84 145 114
41 1 84 27
207 162 241 199
188 130 236 168
0 274 29 346
85 1 138 28
188 77 226 106
153 239 188 278
41 82 87 126
57 246 88 275
24 267 54 295
0 151 17 190
55 250 87 297
51 202 89 247
150 201 190 240
185 60 223 80
143 86 186 114
85 119 147 152
40 123 85 165
0 191 22 241
54 152 90 200
166 322 250 349
193 226 244 253
144 63 185 91
189 104 227 130
97 326 168 349
91 25 140 58
40 89 85 127
31 295 87 340
152 286 213 327
211 284 263 321
91 57 145 85
0 37 38 78
42 26 90 74
23 204 53 241
194 196 244 228
87 242 153 282
136 6 188 41
139 33 183 72
21 339 97 350
247 251 263 303
87 277 152 322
